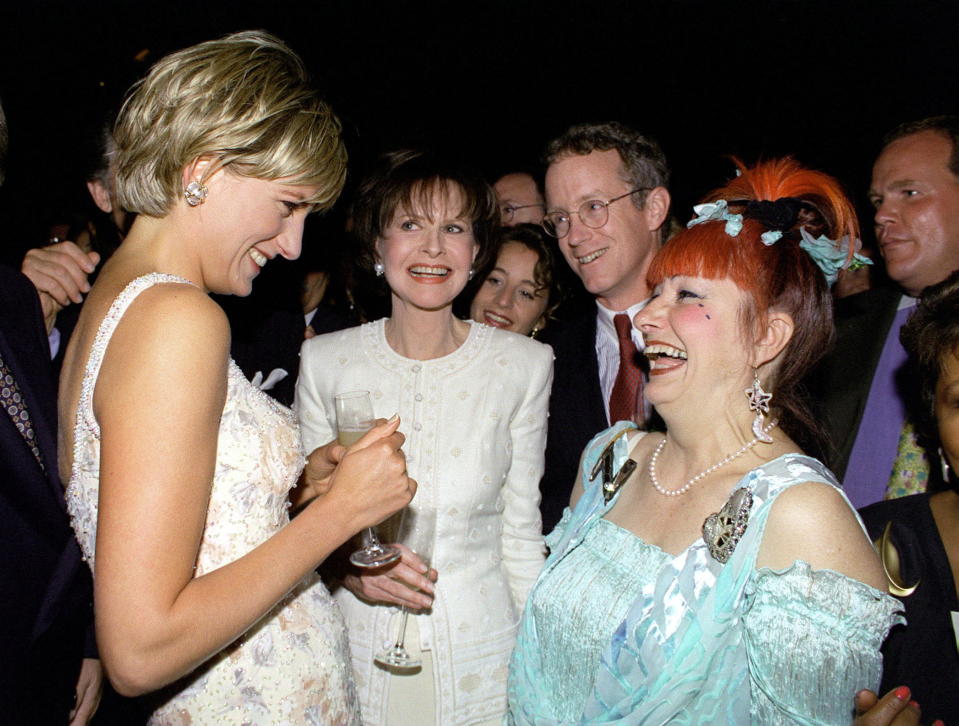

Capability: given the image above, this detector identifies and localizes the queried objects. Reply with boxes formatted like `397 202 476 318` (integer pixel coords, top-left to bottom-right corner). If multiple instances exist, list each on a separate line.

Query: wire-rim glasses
541 188 652 239
501 202 546 223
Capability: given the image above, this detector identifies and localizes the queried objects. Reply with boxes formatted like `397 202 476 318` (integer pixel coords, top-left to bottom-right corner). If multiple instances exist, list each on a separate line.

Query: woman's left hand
343 544 437 610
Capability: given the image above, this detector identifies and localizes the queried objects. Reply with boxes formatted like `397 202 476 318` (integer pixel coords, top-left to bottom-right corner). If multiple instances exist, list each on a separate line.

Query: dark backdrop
1 0 957 264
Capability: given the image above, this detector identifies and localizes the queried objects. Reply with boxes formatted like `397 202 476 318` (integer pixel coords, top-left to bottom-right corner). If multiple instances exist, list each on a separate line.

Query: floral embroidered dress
507 422 905 725
66 274 360 725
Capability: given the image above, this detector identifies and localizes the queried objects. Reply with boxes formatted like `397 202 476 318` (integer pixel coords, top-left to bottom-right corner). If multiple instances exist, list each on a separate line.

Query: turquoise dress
507 423 904 725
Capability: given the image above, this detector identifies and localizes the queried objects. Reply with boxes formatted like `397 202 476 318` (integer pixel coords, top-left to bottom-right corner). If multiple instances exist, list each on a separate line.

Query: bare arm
91 287 413 695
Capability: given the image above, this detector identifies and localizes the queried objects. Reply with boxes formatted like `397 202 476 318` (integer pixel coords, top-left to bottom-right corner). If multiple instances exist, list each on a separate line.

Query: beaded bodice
64 273 359 725
66 273 304 572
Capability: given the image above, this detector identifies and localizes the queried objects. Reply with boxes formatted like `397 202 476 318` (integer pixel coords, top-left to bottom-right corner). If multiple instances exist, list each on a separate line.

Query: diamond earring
745 370 774 443
184 180 208 207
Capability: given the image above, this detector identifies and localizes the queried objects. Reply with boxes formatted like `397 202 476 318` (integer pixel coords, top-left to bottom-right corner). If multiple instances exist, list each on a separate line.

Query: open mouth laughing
249 248 268 268
644 341 687 375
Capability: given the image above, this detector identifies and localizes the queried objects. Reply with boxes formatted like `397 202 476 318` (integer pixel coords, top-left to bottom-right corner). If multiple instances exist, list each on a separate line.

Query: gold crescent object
874 521 920 597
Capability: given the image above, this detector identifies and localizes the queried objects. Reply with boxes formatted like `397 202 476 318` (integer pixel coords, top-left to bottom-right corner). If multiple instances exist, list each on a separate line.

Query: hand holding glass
374 507 436 669
335 390 402 568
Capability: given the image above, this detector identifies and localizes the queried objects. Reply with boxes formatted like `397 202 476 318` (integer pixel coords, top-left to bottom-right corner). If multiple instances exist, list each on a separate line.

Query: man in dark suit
537 122 671 532
809 115 959 507
0 99 100 724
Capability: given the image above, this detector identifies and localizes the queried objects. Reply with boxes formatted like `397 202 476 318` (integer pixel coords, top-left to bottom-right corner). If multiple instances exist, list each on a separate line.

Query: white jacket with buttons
295 318 552 726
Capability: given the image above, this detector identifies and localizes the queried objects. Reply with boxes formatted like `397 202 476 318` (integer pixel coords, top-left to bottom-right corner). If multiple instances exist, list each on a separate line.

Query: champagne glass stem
393 609 410 650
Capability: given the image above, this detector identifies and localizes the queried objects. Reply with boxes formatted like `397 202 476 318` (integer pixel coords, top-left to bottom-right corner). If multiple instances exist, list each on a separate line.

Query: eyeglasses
541 188 651 239
500 202 546 223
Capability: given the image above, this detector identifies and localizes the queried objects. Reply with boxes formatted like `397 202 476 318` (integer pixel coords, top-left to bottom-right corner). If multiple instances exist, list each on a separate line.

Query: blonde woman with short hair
59 31 414 724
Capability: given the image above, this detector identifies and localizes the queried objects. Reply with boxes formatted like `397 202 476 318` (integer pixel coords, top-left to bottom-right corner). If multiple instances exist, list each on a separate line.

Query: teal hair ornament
798 228 873 286
687 200 743 237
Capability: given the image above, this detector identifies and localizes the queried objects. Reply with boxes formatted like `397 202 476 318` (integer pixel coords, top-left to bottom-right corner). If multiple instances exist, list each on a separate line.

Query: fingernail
908 700 920 710
933 720 944 726
895 686 910 701
387 413 399 423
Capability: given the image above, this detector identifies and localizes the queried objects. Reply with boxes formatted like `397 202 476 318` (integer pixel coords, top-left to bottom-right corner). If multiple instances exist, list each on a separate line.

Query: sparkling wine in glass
335 390 402 569
374 507 436 669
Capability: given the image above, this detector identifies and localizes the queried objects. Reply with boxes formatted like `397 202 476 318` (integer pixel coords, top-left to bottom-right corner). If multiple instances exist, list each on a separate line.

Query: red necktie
608 313 643 424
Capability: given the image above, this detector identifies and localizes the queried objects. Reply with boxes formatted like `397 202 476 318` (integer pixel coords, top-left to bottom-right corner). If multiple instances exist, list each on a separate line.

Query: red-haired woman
507 159 904 725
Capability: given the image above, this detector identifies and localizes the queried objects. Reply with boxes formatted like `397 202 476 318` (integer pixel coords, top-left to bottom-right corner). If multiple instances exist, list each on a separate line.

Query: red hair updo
647 158 859 456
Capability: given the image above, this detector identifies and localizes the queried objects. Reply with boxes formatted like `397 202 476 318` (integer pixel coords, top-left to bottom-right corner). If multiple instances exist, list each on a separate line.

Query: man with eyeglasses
537 121 671 534
493 171 546 226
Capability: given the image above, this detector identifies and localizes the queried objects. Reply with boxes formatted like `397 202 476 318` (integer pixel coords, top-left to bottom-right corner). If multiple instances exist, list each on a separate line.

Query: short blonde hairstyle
114 30 346 217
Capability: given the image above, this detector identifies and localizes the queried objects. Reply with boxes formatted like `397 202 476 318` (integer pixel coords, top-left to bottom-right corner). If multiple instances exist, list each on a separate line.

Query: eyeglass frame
541 187 652 239
500 201 546 222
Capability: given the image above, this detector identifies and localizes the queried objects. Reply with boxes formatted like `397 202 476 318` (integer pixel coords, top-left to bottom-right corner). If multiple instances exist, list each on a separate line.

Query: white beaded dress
66 273 360 725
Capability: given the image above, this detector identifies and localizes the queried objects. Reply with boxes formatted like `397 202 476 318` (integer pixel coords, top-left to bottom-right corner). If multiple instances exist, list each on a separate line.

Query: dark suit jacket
805 283 903 481
538 310 608 534
0 266 93 723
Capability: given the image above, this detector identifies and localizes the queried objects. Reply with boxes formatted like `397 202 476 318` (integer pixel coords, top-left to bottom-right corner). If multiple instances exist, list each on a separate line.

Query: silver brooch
702 487 753 563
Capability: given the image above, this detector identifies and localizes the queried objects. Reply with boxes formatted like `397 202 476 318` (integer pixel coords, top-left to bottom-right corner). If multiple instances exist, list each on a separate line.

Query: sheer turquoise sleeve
744 562 905 726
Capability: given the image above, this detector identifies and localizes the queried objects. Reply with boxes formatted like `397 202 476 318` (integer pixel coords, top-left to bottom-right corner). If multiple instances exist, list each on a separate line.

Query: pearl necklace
648 420 779 497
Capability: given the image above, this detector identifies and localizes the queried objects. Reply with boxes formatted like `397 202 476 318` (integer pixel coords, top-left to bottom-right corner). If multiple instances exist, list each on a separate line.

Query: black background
1 0 957 264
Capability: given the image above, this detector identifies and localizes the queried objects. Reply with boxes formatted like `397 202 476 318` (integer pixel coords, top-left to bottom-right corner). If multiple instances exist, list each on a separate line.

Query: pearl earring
373 261 385 277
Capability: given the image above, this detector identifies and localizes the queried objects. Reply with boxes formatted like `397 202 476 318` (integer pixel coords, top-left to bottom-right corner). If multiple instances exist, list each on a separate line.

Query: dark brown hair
351 150 499 275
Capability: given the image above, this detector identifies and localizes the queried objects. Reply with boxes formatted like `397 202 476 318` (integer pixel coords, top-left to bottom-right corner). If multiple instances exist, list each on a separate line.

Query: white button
412 364 422 373
415 393 423 402
414 423 423 431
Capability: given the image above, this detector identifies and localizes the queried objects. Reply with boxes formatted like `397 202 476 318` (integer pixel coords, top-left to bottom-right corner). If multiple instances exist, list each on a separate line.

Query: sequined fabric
66 273 360 725
507 422 905 725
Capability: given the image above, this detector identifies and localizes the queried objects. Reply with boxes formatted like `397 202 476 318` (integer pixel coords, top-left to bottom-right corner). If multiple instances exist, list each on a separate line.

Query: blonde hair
114 30 346 216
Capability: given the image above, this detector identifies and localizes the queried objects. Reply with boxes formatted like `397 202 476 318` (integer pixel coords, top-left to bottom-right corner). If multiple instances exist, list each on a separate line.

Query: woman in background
468 223 563 337
297 151 552 726
860 269 959 726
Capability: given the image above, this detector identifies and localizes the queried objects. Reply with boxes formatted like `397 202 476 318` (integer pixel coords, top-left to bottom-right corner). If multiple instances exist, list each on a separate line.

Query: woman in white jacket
296 151 552 726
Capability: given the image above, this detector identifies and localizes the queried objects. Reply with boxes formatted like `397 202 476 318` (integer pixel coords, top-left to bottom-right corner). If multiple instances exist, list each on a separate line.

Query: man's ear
641 186 671 232
86 180 113 214
752 311 794 369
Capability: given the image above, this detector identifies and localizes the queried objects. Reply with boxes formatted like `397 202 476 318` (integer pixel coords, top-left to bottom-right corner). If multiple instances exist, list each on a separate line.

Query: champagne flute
374 507 436 669
335 390 402 568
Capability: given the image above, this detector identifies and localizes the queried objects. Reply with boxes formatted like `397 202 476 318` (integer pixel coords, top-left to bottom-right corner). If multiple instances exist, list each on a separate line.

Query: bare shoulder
758 480 886 589
95 282 230 408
